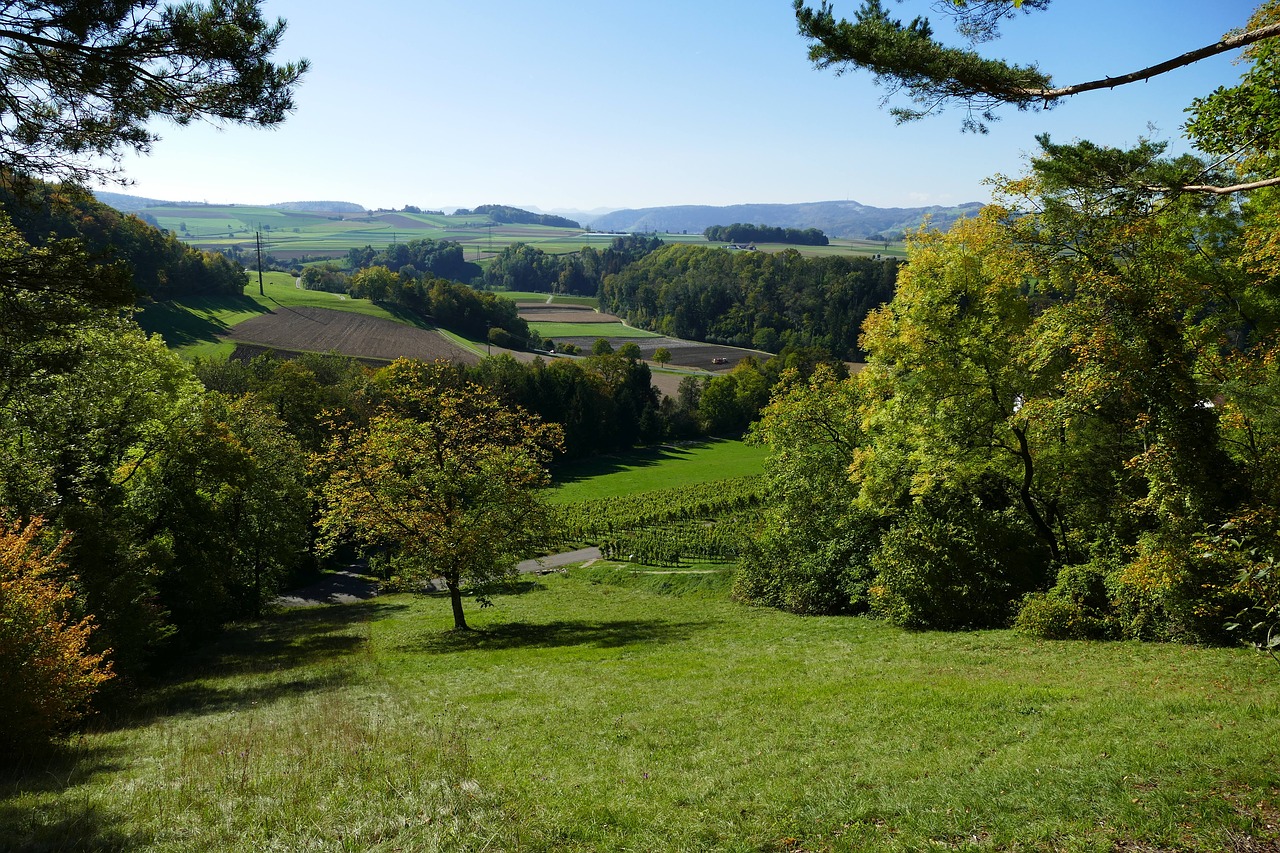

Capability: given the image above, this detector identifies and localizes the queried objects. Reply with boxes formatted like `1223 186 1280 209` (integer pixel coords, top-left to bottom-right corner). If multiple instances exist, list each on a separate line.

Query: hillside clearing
3 572 1277 852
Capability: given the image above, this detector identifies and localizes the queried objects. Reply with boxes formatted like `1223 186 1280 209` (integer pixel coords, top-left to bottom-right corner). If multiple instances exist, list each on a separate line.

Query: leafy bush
1015 560 1118 640
1107 536 1247 644
869 492 1051 630
733 512 881 615
0 517 114 752
487 326 527 351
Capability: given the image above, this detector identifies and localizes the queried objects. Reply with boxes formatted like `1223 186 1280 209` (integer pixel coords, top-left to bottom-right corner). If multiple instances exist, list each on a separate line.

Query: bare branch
1020 20 1280 101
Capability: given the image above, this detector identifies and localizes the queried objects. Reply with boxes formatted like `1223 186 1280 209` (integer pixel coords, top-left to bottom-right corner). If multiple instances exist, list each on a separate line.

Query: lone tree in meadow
314 360 563 630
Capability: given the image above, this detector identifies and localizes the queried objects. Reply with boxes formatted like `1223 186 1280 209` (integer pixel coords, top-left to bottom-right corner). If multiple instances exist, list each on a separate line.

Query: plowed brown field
228 306 480 364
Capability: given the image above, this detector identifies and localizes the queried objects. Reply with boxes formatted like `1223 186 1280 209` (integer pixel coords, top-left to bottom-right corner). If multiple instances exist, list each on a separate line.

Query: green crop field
551 439 768 502
143 203 604 260
526 321 661 340
501 291 600 308
4 569 1277 852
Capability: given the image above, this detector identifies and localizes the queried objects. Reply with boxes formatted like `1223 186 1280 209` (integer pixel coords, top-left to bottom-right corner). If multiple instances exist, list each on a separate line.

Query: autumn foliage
0 517 113 751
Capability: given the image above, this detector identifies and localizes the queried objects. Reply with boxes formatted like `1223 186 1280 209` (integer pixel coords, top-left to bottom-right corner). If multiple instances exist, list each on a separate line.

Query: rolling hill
587 199 983 239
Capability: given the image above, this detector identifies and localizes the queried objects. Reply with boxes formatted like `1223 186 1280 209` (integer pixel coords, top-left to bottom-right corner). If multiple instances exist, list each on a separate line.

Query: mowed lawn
3 572 1278 852
550 439 768 502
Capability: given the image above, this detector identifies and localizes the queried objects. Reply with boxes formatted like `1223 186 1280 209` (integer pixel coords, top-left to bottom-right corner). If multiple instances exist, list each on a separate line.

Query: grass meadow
528 321 662 340
550 439 768 503
502 291 601 308
3 568 1278 852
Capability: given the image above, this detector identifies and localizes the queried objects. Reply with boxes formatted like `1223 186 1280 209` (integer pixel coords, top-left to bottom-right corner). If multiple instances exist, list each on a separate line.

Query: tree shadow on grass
192 600 407 677
0 796 148 852
135 293 268 348
105 600 407 730
550 440 726 486
0 745 144 851
406 618 717 655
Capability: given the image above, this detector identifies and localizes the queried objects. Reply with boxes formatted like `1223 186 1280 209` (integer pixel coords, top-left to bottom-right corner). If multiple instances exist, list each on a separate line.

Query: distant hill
588 200 984 239
270 200 365 214
453 204 581 229
92 192 367 216
93 190 186 211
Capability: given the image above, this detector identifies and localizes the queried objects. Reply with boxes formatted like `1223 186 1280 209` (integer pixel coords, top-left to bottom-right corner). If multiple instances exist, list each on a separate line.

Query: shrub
733 512 881 615
1015 560 1118 640
487 326 526 351
0 517 114 752
1107 536 1247 644
869 492 1051 630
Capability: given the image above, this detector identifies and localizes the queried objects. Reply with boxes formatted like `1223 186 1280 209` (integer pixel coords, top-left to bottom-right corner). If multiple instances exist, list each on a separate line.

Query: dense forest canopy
703 224 829 246
480 235 664 295
601 244 898 360
453 204 581 229
737 1 1280 649
346 237 481 283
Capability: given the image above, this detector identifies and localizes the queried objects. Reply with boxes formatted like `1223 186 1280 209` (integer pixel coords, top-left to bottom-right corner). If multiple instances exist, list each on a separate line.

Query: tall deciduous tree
315 361 563 630
0 0 308 182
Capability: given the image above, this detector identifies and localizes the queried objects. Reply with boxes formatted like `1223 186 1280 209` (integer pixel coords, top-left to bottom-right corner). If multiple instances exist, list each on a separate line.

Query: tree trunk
445 575 469 631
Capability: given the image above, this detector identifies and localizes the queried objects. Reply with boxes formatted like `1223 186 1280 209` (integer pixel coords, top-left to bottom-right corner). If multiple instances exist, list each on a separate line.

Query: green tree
315 362 563 630
736 366 880 614
652 346 672 366
591 338 615 356
349 264 399 301
617 341 642 361
0 0 308 182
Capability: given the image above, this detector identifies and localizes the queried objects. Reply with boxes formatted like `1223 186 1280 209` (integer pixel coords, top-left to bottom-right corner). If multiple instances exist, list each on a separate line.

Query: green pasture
500 291 600 308
527 321 661 340
142 202 601 259
136 271 429 357
4 568 1277 851
550 438 768 502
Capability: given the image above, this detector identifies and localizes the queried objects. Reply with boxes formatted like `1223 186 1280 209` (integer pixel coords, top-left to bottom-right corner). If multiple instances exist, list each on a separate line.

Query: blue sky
98 1 1261 213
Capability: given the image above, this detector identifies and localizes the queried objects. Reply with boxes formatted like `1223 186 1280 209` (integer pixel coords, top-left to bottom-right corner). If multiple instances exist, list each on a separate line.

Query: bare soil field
227 306 480 364
552 335 771 372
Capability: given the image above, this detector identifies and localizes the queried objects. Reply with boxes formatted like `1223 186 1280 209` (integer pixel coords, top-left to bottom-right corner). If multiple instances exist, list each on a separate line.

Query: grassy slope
136 271 433 358
4 575 1277 852
550 439 767 503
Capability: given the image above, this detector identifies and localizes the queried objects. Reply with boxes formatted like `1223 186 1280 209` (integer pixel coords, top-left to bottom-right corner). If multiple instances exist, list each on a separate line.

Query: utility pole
255 231 265 296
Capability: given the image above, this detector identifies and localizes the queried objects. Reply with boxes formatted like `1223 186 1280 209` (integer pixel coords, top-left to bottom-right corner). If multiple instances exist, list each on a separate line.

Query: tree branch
1020 20 1280 101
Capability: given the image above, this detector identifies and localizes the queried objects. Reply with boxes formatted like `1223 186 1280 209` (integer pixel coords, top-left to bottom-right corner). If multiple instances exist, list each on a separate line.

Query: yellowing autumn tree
0 516 113 752
314 361 563 630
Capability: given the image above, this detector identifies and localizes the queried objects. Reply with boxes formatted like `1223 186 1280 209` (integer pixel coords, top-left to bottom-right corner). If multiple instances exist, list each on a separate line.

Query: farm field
132 200 906 263
502 292 600 307
228 306 479 365
4 569 1277 852
143 203 597 261
518 306 619 325
550 438 768 501
552 334 771 372
528 321 663 340
135 271 438 359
